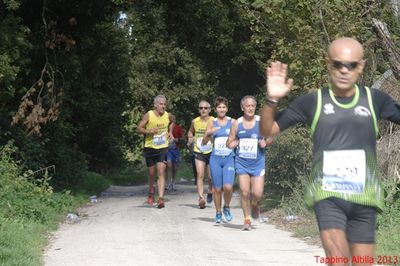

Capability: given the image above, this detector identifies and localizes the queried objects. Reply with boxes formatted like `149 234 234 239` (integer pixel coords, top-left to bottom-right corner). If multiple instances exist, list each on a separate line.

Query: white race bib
196 137 212 153
152 132 167 146
238 138 258 159
214 137 231 156
322 150 366 194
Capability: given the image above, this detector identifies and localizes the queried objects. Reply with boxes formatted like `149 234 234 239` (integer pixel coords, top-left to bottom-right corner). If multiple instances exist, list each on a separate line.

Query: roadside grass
0 144 92 266
0 219 46 266
106 162 196 186
0 188 86 266
376 202 400 256
263 185 400 255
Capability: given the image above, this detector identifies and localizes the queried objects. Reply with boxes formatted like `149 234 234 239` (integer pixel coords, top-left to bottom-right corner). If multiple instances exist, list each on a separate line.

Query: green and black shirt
276 84 400 210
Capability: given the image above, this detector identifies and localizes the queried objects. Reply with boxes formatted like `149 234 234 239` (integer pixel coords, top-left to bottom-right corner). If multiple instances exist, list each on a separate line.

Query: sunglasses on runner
198 106 209 110
331 60 359 71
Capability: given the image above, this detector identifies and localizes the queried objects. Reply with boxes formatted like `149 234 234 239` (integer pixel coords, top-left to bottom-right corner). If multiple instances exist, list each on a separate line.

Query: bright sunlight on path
44 182 324 266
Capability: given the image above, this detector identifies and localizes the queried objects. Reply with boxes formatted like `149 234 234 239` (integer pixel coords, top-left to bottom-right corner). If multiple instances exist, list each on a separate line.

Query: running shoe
241 218 252 231
215 212 222 223
198 197 206 209
207 192 213 203
222 207 233 222
157 198 165 209
251 201 260 219
147 189 155 205
166 181 174 192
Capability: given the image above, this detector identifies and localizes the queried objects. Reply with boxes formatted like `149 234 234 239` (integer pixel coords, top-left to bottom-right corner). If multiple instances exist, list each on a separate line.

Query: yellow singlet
193 116 214 154
144 110 170 149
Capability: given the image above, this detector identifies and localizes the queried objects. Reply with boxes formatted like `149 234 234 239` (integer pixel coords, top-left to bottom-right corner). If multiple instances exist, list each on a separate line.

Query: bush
0 143 84 265
266 127 312 193
76 171 111 196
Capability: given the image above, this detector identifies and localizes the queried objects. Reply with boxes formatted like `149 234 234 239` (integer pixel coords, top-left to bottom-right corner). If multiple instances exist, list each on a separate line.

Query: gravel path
44 182 325 266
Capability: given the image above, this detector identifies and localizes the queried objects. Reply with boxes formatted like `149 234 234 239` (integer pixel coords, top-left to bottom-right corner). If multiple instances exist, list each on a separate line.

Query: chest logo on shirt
324 103 335 115
354 106 371 117
239 130 246 134
251 133 258 139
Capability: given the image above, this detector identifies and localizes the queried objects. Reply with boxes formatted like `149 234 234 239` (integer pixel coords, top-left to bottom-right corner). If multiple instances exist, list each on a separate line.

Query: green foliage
0 219 45 266
266 127 312 192
0 144 77 224
246 0 386 97
0 143 85 265
77 171 111 196
376 199 400 255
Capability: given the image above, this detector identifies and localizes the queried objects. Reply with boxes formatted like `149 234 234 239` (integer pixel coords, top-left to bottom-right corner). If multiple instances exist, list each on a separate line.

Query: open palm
266 61 293 99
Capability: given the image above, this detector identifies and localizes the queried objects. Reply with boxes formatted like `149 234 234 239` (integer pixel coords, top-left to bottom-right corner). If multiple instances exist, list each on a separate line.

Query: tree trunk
372 18 400 81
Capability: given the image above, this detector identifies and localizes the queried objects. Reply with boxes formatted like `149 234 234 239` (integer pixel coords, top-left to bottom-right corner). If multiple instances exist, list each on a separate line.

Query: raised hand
266 61 293 100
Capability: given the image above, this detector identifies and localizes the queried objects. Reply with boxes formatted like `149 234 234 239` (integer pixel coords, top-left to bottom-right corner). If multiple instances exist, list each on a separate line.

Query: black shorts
314 197 376 244
193 152 211 165
143 147 168 167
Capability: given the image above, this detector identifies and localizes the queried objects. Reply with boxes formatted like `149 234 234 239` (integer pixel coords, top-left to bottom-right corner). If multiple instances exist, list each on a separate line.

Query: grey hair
198 100 211 108
154 95 167 105
240 95 257 107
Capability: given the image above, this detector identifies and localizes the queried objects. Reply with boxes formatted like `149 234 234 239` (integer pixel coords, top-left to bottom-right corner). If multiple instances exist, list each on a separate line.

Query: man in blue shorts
227 95 272 230
260 37 400 264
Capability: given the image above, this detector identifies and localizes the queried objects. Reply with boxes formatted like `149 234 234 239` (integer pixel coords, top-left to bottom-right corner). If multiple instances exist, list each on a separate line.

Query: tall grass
0 143 85 265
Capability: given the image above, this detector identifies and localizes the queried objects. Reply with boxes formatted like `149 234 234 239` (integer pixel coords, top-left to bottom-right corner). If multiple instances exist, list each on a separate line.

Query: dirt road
44 182 324 266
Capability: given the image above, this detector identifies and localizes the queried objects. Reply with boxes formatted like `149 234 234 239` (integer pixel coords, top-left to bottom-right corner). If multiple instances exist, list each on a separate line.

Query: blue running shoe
223 207 233 222
215 212 222 223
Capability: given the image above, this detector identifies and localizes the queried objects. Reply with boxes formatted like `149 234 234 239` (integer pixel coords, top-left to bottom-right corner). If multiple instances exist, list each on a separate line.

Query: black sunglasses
331 60 359 71
199 106 209 110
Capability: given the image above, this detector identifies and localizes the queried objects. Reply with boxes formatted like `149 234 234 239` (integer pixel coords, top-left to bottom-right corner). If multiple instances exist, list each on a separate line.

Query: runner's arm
202 121 214 145
260 61 293 137
226 120 239 149
137 112 156 135
168 113 176 140
373 89 400 124
187 120 195 145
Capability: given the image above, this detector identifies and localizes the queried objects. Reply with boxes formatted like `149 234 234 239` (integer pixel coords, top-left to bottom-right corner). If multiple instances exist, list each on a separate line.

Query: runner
227 95 272 230
187 100 214 209
260 37 400 263
166 122 185 192
137 95 175 209
202 96 235 223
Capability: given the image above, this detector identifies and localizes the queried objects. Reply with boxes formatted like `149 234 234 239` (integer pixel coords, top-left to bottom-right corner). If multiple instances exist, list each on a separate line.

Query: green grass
376 203 400 256
0 219 46 266
0 193 85 266
106 162 196 186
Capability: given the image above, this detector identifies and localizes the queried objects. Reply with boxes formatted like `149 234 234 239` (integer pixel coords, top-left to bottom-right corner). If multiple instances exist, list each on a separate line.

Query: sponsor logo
354 106 371 117
239 130 246 134
324 103 335 114
251 133 258 139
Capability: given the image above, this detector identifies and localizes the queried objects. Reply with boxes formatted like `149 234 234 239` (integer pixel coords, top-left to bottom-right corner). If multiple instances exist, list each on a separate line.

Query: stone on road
44 182 324 266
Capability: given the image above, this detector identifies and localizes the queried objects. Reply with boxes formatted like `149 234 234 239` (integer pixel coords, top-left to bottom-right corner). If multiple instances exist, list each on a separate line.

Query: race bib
214 137 231 156
197 137 212 153
152 132 167 146
322 149 366 194
238 138 258 159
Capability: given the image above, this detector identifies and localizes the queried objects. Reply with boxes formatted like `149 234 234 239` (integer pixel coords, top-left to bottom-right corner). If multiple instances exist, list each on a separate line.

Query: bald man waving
260 37 400 265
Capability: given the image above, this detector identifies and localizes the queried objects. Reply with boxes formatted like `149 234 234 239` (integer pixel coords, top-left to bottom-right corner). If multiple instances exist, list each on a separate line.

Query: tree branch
372 18 400 81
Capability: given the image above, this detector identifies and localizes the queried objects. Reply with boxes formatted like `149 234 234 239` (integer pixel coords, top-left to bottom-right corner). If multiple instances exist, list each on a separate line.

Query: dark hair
214 96 229 108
